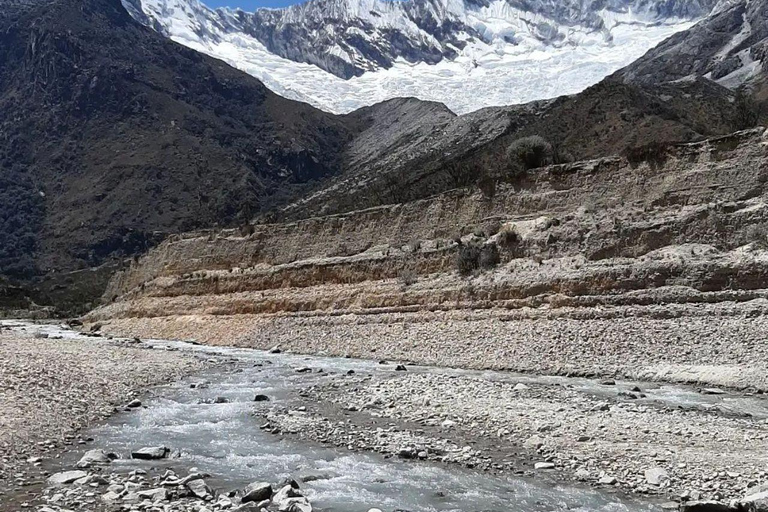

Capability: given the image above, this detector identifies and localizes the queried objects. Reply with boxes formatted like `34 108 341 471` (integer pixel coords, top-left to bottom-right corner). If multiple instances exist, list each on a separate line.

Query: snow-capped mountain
123 0 718 113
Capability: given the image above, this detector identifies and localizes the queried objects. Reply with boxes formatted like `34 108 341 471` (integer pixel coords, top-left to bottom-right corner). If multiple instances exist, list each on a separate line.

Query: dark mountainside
0 0 765 314
0 0 354 312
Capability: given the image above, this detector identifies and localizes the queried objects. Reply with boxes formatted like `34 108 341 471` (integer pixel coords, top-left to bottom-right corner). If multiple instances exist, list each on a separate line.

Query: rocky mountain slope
88 127 768 393
0 0 355 311
123 0 717 113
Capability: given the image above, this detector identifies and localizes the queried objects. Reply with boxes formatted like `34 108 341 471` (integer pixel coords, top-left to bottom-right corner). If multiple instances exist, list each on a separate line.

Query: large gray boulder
187 478 214 500
740 489 768 512
48 470 88 485
76 449 115 468
131 446 169 460
242 481 272 503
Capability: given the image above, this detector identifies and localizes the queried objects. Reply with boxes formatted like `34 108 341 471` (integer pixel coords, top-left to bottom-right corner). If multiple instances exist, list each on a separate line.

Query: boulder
681 501 735 512
48 470 88 485
76 449 116 468
127 399 142 408
645 467 670 486
242 481 272 503
254 394 270 402
187 478 214 500
279 497 312 512
272 484 302 505
740 489 768 511
534 462 555 470
131 446 169 460
137 488 169 501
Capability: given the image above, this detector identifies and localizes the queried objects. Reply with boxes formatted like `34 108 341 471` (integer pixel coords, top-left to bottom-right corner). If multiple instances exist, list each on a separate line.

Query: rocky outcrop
87 128 768 389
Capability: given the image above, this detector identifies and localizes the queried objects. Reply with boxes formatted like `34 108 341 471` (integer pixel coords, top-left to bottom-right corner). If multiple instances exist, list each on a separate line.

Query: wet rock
127 399 142 408
681 501 735 512
131 446 169 460
598 476 617 485
534 462 555 470
254 394 270 402
269 346 282 354
701 388 726 395
601 379 616 386
513 383 529 391
395 365 407 371
242 481 272 503
296 471 334 483
48 470 88 485
280 497 312 512
213 396 229 404
296 367 313 373
76 449 116 468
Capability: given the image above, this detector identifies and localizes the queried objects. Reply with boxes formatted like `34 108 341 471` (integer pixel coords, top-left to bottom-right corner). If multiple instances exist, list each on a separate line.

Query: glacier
123 0 709 114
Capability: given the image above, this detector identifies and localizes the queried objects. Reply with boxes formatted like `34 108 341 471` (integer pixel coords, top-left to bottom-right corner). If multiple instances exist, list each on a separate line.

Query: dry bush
506 136 554 171
479 243 500 269
398 267 418 287
456 244 481 275
497 225 519 249
746 223 768 249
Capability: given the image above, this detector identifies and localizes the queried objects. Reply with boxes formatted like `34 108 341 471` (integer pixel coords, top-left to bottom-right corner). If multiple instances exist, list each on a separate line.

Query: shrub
746 223 768 249
479 243 500 269
398 267 418 287
497 225 519 249
506 136 554 171
624 141 672 167
456 244 481 275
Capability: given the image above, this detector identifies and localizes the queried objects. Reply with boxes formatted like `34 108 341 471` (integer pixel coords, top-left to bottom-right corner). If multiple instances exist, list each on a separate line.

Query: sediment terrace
88 128 768 389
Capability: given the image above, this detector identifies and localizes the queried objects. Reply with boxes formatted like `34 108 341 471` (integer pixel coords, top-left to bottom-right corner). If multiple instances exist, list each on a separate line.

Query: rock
296 471 335 483
212 396 229 404
272 484 302 504
269 346 282 354
513 383 529 391
279 497 312 512
101 491 121 502
241 482 272 503
574 468 591 480
681 501 735 512
701 388 727 395
395 365 407 371
524 436 545 450
254 394 270 402
295 367 312 373
398 447 417 459
740 489 768 511
127 399 142 408
187 478 214 500
601 379 616 386
48 470 88 485
534 462 555 470
645 467 670 486
137 488 169 501
598 476 617 485
131 446 169 460
76 449 115 468
279 477 300 490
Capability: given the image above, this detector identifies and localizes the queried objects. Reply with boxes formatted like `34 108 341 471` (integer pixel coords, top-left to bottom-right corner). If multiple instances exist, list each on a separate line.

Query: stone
241 482 272 503
513 383 529 391
534 462 555 470
646 467 670 486
212 396 229 404
701 388 727 395
296 471 334 483
187 478 213 500
127 399 142 408
76 449 115 468
395 365 407 371
601 379 616 385
598 476 617 485
48 470 88 485
524 436 545 450
131 446 169 460
295 367 312 373
254 394 270 402
272 484 302 504
101 491 121 502
740 489 768 511
681 501 735 512
269 346 282 354
279 497 312 512
137 487 169 501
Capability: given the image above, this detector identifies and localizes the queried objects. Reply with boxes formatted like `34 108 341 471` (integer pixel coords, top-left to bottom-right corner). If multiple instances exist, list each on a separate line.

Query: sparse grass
746 223 768 249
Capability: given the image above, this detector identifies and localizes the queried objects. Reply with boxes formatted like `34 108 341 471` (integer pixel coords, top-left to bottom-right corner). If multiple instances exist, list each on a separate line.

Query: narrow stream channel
11 321 768 511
